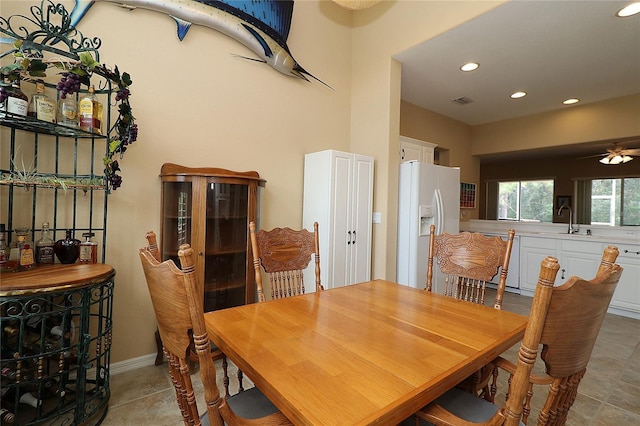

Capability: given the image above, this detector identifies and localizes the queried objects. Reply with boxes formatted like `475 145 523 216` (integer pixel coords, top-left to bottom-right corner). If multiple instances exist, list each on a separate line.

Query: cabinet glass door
161 181 192 265
204 182 249 312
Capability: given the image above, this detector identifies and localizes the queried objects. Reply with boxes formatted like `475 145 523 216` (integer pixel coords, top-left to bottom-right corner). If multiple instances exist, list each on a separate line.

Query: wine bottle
43 378 66 397
54 230 80 264
0 79 28 117
0 407 15 424
18 392 41 408
2 325 19 337
1 366 17 381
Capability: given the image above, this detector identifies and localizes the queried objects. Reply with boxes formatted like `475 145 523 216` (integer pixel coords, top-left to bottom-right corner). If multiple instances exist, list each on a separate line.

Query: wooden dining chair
426 224 516 397
426 224 516 309
412 245 622 426
139 241 292 426
249 221 323 302
144 231 241 397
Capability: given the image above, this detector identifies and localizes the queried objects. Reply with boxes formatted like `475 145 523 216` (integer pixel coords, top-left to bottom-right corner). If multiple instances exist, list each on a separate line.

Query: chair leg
222 356 230 397
154 329 164 365
238 369 244 392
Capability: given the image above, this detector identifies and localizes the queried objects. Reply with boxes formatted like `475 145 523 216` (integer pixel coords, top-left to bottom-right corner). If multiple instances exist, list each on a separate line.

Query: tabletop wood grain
0 263 115 296
204 279 528 425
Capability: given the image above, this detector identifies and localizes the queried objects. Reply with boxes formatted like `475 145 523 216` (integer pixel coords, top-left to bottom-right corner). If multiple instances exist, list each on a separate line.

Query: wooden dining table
204 279 528 425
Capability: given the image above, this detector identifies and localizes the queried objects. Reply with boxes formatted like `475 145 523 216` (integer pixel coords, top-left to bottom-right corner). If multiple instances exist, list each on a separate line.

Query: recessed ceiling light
460 62 479 72
617 2 640 17
510 91 526 99
563 98 580 105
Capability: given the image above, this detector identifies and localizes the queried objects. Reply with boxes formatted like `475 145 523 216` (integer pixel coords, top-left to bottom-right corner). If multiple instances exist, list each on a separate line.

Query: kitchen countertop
461 220 640 245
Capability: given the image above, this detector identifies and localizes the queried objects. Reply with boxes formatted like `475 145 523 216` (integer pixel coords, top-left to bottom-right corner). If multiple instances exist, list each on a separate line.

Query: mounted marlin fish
69 0 330 87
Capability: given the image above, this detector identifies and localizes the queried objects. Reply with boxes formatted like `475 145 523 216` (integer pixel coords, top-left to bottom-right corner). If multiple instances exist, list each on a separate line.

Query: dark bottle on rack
54 230 80 264
0 79 28 117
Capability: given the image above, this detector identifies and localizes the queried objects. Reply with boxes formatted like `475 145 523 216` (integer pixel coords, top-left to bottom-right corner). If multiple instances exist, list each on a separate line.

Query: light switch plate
372 212 381 224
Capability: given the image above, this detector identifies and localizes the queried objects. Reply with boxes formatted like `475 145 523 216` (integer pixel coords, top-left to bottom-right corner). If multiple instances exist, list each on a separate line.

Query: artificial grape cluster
109 174 123 190
115 87 130 101
105 160 122 190
125 123 138 144
0 86 7 104
55 73 81 99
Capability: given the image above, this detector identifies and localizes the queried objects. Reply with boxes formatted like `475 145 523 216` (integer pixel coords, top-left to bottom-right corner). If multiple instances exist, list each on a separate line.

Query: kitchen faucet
557 204 576 234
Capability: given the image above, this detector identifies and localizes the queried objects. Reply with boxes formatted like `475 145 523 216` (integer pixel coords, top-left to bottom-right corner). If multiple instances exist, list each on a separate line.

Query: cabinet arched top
160 163 266 185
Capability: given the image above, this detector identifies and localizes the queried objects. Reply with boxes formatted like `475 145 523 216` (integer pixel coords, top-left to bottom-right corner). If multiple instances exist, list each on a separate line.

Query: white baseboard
110 353 160 376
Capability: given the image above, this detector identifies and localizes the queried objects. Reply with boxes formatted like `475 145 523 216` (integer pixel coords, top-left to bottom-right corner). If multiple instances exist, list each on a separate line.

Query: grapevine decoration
1 40 137 191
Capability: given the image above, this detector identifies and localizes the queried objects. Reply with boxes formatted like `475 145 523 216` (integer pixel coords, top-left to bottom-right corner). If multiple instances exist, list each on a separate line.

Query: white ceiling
395 0 640 129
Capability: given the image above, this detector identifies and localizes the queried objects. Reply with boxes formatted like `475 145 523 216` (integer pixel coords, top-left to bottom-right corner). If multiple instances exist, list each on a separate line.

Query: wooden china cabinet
159 163 265 311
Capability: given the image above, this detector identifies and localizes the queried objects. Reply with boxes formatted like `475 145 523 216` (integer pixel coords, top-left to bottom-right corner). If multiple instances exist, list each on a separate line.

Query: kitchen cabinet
303 150 373 289
557 239 603 281
608 242 640 317
159 163 265 311
520 237 603 293
520 235 639 318
399 136 436 163
519 237 558 293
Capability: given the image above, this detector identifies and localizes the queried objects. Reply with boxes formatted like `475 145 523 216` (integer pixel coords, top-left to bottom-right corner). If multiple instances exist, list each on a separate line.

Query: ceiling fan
584 144 640 165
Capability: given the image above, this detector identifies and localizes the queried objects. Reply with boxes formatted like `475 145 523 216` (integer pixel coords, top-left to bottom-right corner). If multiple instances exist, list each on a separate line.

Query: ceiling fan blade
621 148 640 156
579 153 608 159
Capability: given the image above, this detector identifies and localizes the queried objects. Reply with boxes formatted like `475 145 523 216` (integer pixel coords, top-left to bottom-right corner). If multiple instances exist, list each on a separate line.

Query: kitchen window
496 180 554 222
576 178 640 226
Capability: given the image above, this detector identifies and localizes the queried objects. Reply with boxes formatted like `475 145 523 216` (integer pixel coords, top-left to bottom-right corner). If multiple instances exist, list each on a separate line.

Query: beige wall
400 100 478 220
349 0 504 282
472 94 640 155
2 0 506 363
399 94 640 224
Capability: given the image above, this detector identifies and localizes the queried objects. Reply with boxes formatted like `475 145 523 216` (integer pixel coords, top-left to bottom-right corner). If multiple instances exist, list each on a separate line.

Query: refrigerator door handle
352 231 356 244
434 188 444 234
347 231 352 245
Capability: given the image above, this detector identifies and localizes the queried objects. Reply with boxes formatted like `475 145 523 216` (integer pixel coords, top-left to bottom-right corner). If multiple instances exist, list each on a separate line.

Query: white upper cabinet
399 136 437 164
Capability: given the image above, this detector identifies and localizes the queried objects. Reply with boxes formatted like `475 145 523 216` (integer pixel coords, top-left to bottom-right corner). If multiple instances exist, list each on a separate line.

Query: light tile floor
102 290 640 425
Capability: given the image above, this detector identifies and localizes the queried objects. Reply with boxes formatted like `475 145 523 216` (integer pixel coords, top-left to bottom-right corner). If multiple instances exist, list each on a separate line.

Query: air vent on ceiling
452 96 474 105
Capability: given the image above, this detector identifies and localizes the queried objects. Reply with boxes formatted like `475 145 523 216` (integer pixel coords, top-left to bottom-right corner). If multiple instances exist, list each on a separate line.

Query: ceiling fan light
599 157 611 164
609 155 624 165
460 62 479 72
617 2 640 17
622 155 633 163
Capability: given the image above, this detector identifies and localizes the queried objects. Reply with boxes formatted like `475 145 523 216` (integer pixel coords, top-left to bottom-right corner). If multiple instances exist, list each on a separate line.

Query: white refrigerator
396 161 460 290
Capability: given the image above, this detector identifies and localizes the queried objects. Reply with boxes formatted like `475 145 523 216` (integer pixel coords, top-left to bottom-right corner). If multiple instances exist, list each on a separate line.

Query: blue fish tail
70 0 97 28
